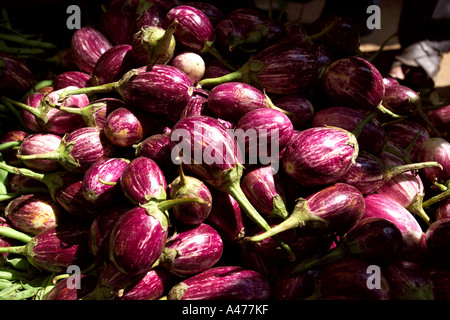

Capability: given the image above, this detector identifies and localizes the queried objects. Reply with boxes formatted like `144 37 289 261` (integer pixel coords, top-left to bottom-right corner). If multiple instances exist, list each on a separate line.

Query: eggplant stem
57 81 120 102
0 226 33 243
0 244 27 255
0 33 57 49
197 62 246 88
291 245 347 276
1 96 42 119
200 41 236 71
386 161 442 180
156 197 205 212
422 188 450 209
351 109 378 138
0 141 20 151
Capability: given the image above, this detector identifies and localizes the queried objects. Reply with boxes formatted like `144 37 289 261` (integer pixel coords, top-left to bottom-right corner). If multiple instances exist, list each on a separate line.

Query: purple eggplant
71 27 113 73
271 95 314 130
180 88 209 119
186 2 223 26
4 194 61 235
167 266 271 300
17 133 62 172
425 218 450 266
0 130 28 166
363 193 424 254
428 104 450 138
306 258 391 300
384 260 434 300
248 183 365 242
92 44 135 85
134 132 175 173
312 106 386 154
436 199 450 220
383 76 400 88
241 165 289 219
0 53 34 99
168 166 212 225
134 2 165 31
273 267 320 300
170 52 205 85
52 71 92 90
151 0 181 13
99 0 138 45
157 223 223 276
291 217 403 275
429 267 450 300
198 36 321 95
415 137 450 186
119 156 167 205
43 275 98 300
0 223 93 273
282 126 359 187
319 56 385 111
82 158 130 206
382 84 421 116
18 127 116 174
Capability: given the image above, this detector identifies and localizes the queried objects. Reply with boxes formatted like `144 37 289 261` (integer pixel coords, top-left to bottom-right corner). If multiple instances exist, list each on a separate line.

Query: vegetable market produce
0 0 449 302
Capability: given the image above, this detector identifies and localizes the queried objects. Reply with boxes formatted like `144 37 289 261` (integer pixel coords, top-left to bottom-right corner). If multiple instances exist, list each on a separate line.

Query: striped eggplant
428 104 450 138
415 137 450 186
180 89 209 118
436 199 450 220
118 267 173 300
134 132 175 173
271 95 314 130
382 84 421 116
0 130 28 166
17 133 62 172
273 267 320 300
43 274 98 300
52 71 92 90
134 2 165 32
92 44 135 85
99 0 138 45
0 53 34 99
185 2 223 26
167 266 271 300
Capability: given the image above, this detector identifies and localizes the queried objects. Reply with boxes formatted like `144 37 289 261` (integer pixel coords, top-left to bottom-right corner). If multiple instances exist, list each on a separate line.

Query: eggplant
0 53 34 99
168 166 212 225
118 267 173 300
186 2 224 26
99 0 138 45
180 89 209 118
319 56 385 111
0 223 93 273
241 165 289 219
134 132 175 173
436 199 450 220
383 76 400 88
18 127 116 174
425 218 450 266
167 266 271 300
428 104 450 137
0 130 28 166
382 84 421 116
52 71 92 90
291 217 404 275
157 223 223 276
43 275 98 300
4 194 61 235
273 267 320 300
82 158 130 206
17 133 62 172
271 95 314 130
282 126 359 187
363 194 424 254
170 52 205 85
429 267 450 300
134 2 165 31
119 156 167 205
92 44 135 85
71 27 113 73
415 137 450 186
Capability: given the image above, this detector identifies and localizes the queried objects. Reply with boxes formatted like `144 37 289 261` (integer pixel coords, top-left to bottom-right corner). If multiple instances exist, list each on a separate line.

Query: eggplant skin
167 266 271 300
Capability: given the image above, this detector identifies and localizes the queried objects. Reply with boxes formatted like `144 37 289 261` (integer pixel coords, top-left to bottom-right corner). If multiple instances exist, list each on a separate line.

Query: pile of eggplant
0 0 449 300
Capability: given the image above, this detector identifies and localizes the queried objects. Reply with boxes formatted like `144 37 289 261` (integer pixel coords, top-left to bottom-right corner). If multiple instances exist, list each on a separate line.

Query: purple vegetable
71 27 113 73
18 127 116 174
82 158 130 206
0 53 34 99
436 199 450 220
52 71 92 90
43 275 98 300
0 130 29 166
382 84 421 116
425 218 450 266
415 137 450 186
428 104 450 138
4 194 60 235
168 167 212 225
157 223 223 276
319 56 385 111
282 126 359 187
170 52 205 84
99 0 138 45
273 267 320 300
186 2 224 26
17 133 62 172
167 266 271 300
383 76 400 88
363 194 424 254
134 132 175 172
180 88 209 118
291 217 403 275
134 2 165 31
271 95 314 130
92 44 135 85
429 267 450 300
119 157 167 205
151 0 181 13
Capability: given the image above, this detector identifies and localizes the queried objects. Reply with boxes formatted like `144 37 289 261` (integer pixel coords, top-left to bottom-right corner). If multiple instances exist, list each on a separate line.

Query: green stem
156 196 205 212
1 96 42 119
376 103 407 119
0 161 46 182
0 226 32 243
0 266 33 280
385 162 442 180
308 18 341 42
1 99 28 129
351 109 378 139
291 245 347 276
422 188 450 209
200 41 236 71
0 33 57 49
197 62 246 88
17 150 62 162
57 81 120 101
0 46 46 55
0 141 20 151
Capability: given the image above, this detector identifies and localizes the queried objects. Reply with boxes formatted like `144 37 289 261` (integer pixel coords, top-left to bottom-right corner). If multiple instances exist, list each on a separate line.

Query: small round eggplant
118 267 173 300
92 44 135 85
282 127 359 187
134 2 165 31
167 266 271 300
134 132 175 173
428 104 450 137
436 199 450 220
0 130 28 166
99 0 138 45
170 52 205 84
382 84 421 116
17 133 62 172
271 95 314 130
185 2 223 26
415 137 450 186
52 71 92 90
273 267 320 300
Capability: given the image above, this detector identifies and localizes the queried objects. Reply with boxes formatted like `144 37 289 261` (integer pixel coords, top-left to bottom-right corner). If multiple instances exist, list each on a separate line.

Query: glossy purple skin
109 206 169 275
385 260 434 300
62 127 116 173
0 130 28 166
206 190 245 242
118 267 173 300
135 5 165 31
104 107 147 147
180 89 209 118
18 133 62 172
82 97 127 129
131 26 175 66
25 223 93 273
271 95 314 130
99 0 137 45
428 104 450 137
118 65 193 119
161 223 223 276
436 199 450 221
169 115 241 188
169 175 212 225
313 258 391 300
44 275 98 300
71 27 112 73
151 0 181 12
92 44 135 85
305 183 365 235
425 218 450 266
203 58 230 79
167 266 271 300
273 268 320 300
120 157 167 205
234 108 294 160
134 133 174 171
383 76 400 88
165 5 214 52
186 2 223 26
82 158 130 206
250 37 321 95
4 194 60 235
415 137 450 185
52 71 92 90
382 85 421 116
312 106 386 154
363 194 424 254
384 120 430 161
0 53 34 98
207 82 272 122
320 56 385 111
241 165 287 218
282 127 359 187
